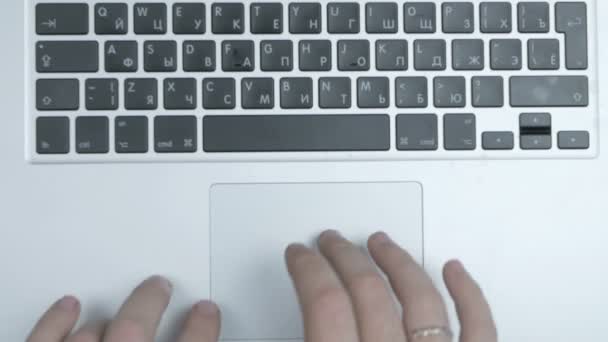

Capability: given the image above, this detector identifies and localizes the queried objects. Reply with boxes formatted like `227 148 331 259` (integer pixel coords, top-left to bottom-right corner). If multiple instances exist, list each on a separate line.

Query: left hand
26 276 220 342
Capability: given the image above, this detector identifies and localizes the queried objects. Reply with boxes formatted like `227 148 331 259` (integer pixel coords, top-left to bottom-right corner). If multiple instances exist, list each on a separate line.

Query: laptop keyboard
28 0 597 162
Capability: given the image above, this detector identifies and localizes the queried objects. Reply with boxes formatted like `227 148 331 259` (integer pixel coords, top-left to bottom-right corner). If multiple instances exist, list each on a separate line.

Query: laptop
1 0 606 341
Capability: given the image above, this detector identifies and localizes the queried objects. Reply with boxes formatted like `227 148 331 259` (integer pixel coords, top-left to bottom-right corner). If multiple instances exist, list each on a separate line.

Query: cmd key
36 3 89 35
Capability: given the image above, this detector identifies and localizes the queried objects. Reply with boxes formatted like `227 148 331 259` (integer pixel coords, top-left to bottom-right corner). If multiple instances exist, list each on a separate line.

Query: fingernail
147 275 173 294
195 300 219 316
448 259 465 273
322 230 341 238
371 231 391 244
57 296 79 311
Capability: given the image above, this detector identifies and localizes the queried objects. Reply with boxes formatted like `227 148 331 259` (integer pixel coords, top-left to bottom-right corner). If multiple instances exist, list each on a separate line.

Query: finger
318 230 406 342
443 260 497 342
65 321 107 342
177 300 221 342
285 244 359 342
104 276 172 342
27 296 81 342
368 232 451 342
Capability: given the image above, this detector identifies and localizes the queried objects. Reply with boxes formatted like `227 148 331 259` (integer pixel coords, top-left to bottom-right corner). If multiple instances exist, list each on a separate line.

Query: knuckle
309 287 351 317
347 272 387 296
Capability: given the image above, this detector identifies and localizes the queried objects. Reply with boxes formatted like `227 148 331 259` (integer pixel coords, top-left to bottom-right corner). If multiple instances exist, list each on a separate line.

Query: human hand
28 230 496 342
26 276 220 342
285 230 497 342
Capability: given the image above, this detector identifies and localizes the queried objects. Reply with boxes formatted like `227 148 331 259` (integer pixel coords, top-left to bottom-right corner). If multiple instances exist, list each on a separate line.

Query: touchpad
210 182 423 341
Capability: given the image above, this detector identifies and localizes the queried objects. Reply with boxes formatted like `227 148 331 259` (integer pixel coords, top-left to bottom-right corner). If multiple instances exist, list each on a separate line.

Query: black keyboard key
36 117 69 154
319 77 352 109
480 2 512 33
212 3 244 34
203 115 390 152
251 3 283 34
95 3 128 34
222 41 255 72
280 78 313 109
154 116 197 153
338 40 370 71
36 79 79 110
125 78 158 110
37 41 99 73
357 77 389 108
556 3 588 70
36 3 89 35
76 116 109 154
414 40 446 70
289 3 322 33
482 132 514 150
434 77 466 108
183 41 216 72
444 114 476 150
366 3 398 33
116 116 149 153
242 78 275 109
404 3 436 33
328 3 360 33
510 76 589 107
518 2 549 33
261 40 293 71
396 114 438 151
134 3 167 34
528 39 559 70
376 40 408 71
105 41 138 72
203 78 235 109
164 78 197 109
442 2 474 33
472 76 504 108
491 39 522 70
144 41 177 72
452 39 484 70
173 3 205 34
86 79 119 110
518 113 552 150
396 77 428 108
300 40 332 71
558 131 590 150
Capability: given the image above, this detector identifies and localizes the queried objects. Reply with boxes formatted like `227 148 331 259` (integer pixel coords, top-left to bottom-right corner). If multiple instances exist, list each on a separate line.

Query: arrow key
558 131 590 150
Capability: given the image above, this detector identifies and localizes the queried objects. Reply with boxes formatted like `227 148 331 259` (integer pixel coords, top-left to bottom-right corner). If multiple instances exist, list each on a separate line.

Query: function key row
35 114 590 155
36 38 568 74
36 75 589 112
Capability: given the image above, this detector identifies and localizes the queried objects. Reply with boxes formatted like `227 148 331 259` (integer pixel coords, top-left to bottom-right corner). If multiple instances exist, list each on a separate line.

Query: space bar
203 115 390 152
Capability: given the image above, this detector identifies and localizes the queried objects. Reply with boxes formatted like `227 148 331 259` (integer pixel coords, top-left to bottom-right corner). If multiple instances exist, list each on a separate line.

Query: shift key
37 41 99 73
510 76 588 107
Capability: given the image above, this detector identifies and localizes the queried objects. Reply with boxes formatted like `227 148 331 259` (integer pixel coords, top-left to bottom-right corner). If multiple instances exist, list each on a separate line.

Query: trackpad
210 182 423 340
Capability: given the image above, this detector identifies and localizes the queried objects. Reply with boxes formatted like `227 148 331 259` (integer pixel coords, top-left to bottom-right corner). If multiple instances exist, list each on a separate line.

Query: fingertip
143 275 173 295
56 295 80 313
368 231 391 248
194 300 220 317
285 243 307 258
